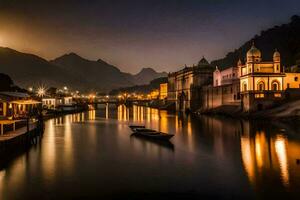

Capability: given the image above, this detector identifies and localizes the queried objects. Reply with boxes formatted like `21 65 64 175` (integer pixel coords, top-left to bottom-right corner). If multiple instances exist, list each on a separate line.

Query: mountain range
0 48 167 92
2 15 300 92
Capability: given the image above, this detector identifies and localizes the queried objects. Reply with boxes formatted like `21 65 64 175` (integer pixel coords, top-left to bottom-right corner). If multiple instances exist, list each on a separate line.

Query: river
0 104 300 199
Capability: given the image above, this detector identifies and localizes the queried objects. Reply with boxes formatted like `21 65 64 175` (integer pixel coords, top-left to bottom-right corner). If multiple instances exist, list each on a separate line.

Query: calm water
1 105 300 199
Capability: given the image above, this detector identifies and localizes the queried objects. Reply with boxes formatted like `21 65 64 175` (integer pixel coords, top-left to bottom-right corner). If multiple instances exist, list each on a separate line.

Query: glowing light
37 86 46 97
275 135 289 187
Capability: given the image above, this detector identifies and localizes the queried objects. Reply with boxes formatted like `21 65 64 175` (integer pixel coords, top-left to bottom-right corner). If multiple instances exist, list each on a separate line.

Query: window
243 83 247 92
272 81 279 91
274 93 282 98
255 93 265 98
257 81 265 91
295 77 298 82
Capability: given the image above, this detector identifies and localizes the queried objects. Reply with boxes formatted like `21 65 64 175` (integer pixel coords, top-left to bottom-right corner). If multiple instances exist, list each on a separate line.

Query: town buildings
202 44 300 112
42 95 74 110
166 43 300 113
0 92 41 119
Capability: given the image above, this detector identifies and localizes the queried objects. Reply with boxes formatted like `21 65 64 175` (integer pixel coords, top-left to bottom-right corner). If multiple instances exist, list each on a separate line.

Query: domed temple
201 44 300 112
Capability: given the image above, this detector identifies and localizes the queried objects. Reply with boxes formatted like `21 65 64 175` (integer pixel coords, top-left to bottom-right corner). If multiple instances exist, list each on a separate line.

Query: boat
130 133 174 151
129 126 174 140
129 125 145 131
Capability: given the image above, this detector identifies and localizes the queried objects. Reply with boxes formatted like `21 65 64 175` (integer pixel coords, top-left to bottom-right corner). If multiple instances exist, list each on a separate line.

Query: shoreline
0 107 88 169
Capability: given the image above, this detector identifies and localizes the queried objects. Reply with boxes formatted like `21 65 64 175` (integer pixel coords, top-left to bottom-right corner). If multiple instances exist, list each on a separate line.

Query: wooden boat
129 126 174 140
135 131 174 140
130 133 174 151
129 125 145 131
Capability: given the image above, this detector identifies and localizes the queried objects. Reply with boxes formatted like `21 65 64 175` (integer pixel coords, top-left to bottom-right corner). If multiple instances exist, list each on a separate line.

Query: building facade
159 83 168 100
167 57 214 111
239 45 285 111
202 44 300 112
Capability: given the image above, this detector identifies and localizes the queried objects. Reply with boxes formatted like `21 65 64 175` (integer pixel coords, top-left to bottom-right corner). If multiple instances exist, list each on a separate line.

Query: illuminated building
149 89 159 100
159 83 168 100
0 92 41 119
203 43 300 112
239 44 285 111
168 57 214 111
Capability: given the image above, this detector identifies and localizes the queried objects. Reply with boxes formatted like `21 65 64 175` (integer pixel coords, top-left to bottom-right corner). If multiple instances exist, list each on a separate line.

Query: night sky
0 0 300 73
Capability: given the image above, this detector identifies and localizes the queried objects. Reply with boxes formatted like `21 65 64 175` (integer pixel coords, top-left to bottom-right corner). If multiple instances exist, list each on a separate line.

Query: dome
198 56 209 66
247 43 261 58
273 49 280 58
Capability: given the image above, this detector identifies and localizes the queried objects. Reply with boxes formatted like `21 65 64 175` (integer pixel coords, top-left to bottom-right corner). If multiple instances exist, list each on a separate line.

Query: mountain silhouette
211 15 300 69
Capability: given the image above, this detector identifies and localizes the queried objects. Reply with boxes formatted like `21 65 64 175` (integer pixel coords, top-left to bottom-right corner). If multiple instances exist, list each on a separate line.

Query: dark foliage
211 15 300 69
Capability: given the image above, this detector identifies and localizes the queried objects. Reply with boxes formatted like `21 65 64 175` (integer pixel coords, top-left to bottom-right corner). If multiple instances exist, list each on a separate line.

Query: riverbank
0 105 89 169
198 99 300 120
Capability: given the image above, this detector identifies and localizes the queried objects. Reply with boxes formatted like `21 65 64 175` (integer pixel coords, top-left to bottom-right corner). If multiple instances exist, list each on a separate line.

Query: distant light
37 86 46 97
106 95 109 98
64 86 68 90
28 87 33 92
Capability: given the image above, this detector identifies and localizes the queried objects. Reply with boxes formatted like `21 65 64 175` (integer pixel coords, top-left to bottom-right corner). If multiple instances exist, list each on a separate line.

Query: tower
273 49 281 73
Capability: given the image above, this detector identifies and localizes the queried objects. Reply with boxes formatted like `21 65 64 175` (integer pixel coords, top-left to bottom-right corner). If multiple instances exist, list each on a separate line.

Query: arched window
257 81 265 91
272 81 280 91
243 82 247 92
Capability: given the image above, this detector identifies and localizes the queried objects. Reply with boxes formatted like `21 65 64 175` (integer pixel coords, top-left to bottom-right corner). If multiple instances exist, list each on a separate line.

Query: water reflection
275 135 289 187
239 121 300 196
0 105 300 199
130 133 175 152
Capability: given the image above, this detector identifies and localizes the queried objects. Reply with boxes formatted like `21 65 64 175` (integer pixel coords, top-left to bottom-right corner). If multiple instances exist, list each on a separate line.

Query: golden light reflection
255 131 266 169
241 136 255 184
42 119 56 182
63 116 74 173
117 105 129 121
275 135 289 187
88 110 96 120
0 170 6 195
240 126 294 189
106 103 109 119
146 107 151 122
159 110 168 133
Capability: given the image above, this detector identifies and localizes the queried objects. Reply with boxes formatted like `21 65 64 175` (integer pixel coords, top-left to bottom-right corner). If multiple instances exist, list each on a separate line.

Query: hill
51 53 134 91
211 15 300 69
0 47 167 92
0 47 85 90
133 68 167 85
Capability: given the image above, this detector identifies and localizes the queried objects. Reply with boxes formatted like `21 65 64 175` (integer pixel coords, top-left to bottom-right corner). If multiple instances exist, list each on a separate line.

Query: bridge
86 97 151 107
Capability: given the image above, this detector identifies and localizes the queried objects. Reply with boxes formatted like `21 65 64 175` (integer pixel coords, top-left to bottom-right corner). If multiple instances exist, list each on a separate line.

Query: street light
37 87 45 97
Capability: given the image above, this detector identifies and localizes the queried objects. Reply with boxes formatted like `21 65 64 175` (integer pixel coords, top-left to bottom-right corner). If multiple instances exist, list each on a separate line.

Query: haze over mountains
0 48 167 92
1 15 300 92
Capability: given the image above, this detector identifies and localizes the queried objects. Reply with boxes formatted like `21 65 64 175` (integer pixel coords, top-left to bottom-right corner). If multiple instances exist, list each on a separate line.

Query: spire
251 40 255 47
237 59 242 66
